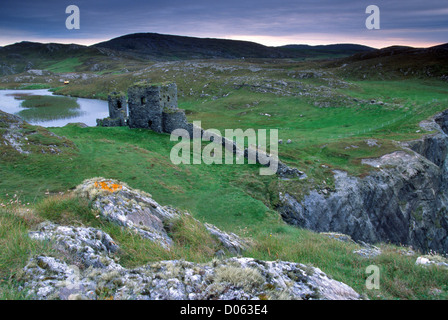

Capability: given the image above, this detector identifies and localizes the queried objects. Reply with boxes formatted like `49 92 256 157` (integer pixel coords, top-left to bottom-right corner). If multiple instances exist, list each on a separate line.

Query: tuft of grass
169 214 220 255
215 264 265 290
0 205 53 292
101 213 228 269
34 193 96 226
0 279 34 300
18 84 52 90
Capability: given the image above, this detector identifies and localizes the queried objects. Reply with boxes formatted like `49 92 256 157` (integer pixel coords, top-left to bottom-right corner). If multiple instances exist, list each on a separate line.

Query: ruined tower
96 92 127 127
97 82 192 134
127 82 178 132
108 92 127 125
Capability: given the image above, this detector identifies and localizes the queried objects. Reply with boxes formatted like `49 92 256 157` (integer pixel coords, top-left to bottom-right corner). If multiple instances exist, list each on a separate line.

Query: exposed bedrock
279 110 448 254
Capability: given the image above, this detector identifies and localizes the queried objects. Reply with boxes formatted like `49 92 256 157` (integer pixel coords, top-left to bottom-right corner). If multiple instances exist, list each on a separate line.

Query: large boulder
74 177 250 253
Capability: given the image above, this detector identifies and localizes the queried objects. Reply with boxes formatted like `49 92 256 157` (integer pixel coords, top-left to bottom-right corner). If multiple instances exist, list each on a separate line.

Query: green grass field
42 58 83 73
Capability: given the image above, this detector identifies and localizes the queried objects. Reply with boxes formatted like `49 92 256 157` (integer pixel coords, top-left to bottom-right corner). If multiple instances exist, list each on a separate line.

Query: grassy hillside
279 43 375 60
46 58 448 199
326 45 448 80
1 42 448 300
93 33 289 60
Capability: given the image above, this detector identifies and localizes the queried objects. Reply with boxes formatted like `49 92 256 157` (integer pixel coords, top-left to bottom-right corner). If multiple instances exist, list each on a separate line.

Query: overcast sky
0 0 447 48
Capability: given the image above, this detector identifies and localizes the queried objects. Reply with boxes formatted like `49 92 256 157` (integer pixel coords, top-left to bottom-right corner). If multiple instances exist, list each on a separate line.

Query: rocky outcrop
21 221 361 300
20 178 362 300
0 110 29 154
74 177 250 254
279 110 448 254
415 254 448 269
0 110 74 155
28 222 121 270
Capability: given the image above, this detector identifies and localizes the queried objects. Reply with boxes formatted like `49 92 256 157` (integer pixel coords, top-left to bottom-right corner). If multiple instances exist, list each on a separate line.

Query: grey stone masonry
162 108 190 134
127 82 178 132
108 92 127 125
96 92 127 127
97 82 184 132
96 117 124 127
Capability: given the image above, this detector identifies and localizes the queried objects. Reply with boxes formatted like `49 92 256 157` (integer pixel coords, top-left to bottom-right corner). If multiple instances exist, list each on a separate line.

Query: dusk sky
0 0 447 48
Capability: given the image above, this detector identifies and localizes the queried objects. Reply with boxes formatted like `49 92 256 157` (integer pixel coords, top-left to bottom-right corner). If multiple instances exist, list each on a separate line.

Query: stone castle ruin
97 82 193 136
97 81 302 178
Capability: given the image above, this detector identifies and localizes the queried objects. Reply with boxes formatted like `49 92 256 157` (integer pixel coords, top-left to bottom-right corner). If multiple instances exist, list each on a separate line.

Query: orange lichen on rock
94 180 123 193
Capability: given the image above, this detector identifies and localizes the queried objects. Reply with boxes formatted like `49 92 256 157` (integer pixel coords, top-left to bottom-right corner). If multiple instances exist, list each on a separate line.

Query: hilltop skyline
0 0 447 48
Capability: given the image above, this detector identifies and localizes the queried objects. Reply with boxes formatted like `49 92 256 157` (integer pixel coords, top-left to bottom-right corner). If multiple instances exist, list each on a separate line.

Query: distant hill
279 43 375 58
326 43 448 79
93 33 375 60
0 33 382 77
0 41 109 75
93 33 289 60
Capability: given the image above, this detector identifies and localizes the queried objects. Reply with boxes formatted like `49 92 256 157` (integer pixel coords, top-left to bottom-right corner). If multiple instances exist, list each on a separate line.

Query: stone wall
97 82 183 132
108 92 127 124
162 108 190 134
97 92 127 127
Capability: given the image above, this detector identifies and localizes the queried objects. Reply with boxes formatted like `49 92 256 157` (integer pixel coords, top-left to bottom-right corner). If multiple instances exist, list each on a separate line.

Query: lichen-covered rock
22 219 360 300
73 177 250 253
320 232 356 244
74 178 178 249
22 248 360 300
204 223 251 255
352 242 382 259
415 255 448 269
0 110 74 155
28 222 121 270
321 232 382 258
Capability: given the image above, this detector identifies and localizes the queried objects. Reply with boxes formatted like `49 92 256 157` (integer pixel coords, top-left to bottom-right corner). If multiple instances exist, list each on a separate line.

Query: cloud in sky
0 0 446 47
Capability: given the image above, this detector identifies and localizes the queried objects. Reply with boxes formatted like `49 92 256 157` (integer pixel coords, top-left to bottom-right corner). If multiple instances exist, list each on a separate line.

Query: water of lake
0 89 109 127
